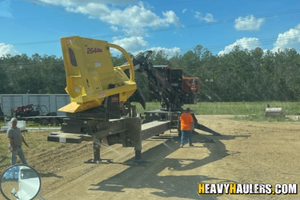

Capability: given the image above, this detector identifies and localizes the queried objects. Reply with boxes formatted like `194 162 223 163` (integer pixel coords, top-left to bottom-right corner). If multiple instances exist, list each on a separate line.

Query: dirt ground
1 115 299 200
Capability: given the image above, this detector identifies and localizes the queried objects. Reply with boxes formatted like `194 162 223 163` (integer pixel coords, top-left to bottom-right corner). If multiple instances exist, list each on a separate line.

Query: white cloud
182 8 187 14
0 0 13 18
0 43 19 56
110 36 180 57
234 15 265 31
35 0 183 56
273 24 300 52
110 26 118 32
218 37 261 55
38 0 182 34
194 12 215 23
67 3 182 29
112 36 148 54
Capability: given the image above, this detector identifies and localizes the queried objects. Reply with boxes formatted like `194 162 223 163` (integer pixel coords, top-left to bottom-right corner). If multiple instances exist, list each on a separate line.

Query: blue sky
0 0 300 58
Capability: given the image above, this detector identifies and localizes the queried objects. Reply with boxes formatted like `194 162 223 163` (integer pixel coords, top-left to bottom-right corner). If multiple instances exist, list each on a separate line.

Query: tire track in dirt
42 137 178 199
36 137 172 198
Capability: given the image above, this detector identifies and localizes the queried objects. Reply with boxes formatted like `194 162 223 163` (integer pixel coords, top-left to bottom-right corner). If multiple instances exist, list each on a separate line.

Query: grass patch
0 120 61 128
135 101 300 115
134 101 300 122
24 121 60 127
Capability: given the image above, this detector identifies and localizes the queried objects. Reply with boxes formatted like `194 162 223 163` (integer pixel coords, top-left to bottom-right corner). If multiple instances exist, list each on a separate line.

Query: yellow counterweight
59 36 136 113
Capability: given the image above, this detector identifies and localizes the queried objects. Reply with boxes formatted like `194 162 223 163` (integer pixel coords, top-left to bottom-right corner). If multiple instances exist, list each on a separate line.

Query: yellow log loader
48 36 220 165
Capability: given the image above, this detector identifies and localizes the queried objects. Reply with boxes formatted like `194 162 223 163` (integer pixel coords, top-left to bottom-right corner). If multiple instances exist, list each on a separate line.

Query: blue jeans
181 130 192 146
10 146 28 165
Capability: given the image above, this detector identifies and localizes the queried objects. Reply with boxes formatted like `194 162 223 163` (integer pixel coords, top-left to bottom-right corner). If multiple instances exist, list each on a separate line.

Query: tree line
0 46 300 102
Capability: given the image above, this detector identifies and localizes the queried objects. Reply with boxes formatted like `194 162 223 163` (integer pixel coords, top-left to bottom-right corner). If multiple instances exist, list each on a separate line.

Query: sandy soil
1 115 299 200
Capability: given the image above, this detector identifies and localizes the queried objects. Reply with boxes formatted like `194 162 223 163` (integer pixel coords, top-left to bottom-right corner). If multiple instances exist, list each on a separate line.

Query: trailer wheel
40 119 49 126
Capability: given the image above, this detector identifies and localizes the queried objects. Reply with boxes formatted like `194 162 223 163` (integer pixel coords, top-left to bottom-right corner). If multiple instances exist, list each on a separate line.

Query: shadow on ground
89 131 250 199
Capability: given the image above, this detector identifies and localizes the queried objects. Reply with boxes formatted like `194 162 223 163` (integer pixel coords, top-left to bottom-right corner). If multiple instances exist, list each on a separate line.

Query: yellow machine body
59 36 136 113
